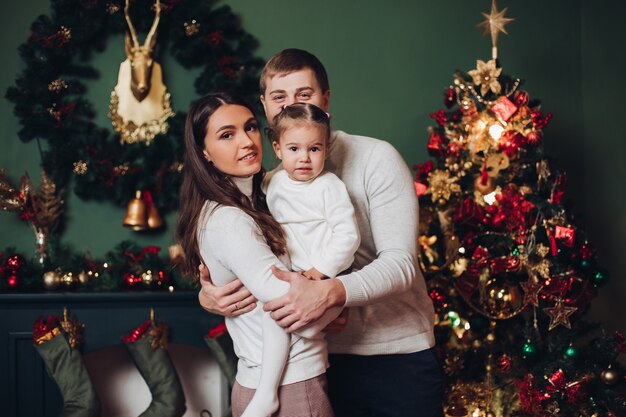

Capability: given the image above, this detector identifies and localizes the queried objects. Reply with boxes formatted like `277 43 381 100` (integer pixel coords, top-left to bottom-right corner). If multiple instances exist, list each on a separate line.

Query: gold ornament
486 412 496 417
31 171 64 264
426 170 461 203
0 169 21 212
77 271 90 285
536 244 550 258
123 190 149 230
73 160 88 175
106 2 121 14
58 26 72 43
543 298 578 331
48 79 68 93
109 0 174 145
42 270 61 290
184 20 200 36
482 279 523 319
485 152 509 178
142 270 154 286
113 162 130 176
476 0 514 59
60 307 85 350
468 59 502 96
147 202 163 229
47 104 62 122
60 271 75 288
600 367 619 385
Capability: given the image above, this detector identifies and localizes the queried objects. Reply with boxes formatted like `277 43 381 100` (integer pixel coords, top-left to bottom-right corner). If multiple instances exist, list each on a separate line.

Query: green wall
0 1 624 331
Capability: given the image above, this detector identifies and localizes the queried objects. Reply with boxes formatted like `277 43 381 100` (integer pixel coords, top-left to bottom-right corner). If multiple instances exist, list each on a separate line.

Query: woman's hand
198 264 257 317
264 265 346 332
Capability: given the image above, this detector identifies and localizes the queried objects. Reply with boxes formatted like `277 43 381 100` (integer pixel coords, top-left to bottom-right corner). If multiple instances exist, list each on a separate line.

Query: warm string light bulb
488 124 504 139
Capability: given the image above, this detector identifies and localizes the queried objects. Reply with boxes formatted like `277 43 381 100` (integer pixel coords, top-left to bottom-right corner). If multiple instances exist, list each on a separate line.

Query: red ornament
526 130 542 146
555 226 575 247
205 30 224 46
444 88 456 108
498 130 526 158
515 375 544 415
427 131 445 156
550 174 567 205
497 354 512 373
124 273 141 286
455 197 485 226
207 322 227 339
491 96 518 122
531 111 553 129
513 90 530 106
429 109 447 126
7 274 18 288
7 254 26 269
428 287 448 311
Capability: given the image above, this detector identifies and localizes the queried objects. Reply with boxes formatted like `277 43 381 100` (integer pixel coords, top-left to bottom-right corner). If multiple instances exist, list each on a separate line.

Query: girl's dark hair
269 102 331 143
176 92 286 281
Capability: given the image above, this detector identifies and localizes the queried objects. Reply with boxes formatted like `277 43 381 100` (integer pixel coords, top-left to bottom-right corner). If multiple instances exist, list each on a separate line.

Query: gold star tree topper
477 0 514 59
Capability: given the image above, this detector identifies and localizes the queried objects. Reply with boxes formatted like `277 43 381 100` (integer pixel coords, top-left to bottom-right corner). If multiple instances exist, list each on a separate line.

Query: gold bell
123 190 149 231
147 201 163 229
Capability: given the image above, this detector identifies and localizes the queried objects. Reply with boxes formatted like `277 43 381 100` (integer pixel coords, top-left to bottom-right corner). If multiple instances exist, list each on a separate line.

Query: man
199 49 443 416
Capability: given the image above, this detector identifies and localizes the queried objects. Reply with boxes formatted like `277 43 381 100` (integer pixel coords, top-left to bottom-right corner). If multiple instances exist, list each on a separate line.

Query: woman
176 93 334 417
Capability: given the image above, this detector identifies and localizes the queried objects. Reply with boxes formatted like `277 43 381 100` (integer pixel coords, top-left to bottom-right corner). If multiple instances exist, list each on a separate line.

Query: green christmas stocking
32 313 100 417
122 317 186 417
204 321 238 417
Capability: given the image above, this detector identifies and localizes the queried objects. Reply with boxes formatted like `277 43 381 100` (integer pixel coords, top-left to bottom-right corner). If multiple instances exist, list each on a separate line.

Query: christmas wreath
6 0 263 213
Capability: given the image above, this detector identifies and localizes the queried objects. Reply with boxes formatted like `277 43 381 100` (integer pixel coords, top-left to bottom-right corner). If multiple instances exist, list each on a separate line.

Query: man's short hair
260 49 329 95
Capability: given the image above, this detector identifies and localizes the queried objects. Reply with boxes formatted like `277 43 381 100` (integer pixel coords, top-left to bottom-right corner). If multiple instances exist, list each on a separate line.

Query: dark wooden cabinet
0 291 225 417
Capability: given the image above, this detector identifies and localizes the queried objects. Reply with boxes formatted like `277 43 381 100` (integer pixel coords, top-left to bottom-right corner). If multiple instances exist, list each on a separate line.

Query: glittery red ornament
427 131 445 156
526 130 542 146
499 130 526 158
497 354 512 373
513 90 530 106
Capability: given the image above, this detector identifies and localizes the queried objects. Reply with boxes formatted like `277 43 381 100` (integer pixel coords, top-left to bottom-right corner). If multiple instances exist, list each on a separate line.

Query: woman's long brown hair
176 93 286 281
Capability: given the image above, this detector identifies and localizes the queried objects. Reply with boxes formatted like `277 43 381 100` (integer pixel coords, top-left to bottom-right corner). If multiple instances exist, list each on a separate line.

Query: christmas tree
414 2 625 416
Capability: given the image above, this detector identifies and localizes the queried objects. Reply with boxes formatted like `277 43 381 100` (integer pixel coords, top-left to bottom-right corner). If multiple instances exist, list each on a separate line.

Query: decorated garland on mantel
6 0 263 213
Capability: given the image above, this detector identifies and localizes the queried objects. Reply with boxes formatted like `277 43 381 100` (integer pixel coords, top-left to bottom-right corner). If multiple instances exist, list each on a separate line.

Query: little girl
236 103 361 416
267 103 360 281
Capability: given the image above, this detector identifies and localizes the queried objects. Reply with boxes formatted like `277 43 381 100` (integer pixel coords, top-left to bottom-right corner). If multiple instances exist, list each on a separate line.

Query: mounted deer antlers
124 0 161 102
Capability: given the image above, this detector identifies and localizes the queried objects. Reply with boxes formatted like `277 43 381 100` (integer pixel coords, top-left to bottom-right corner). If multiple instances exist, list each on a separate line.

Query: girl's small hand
198 264 257 317
303 267 327 281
